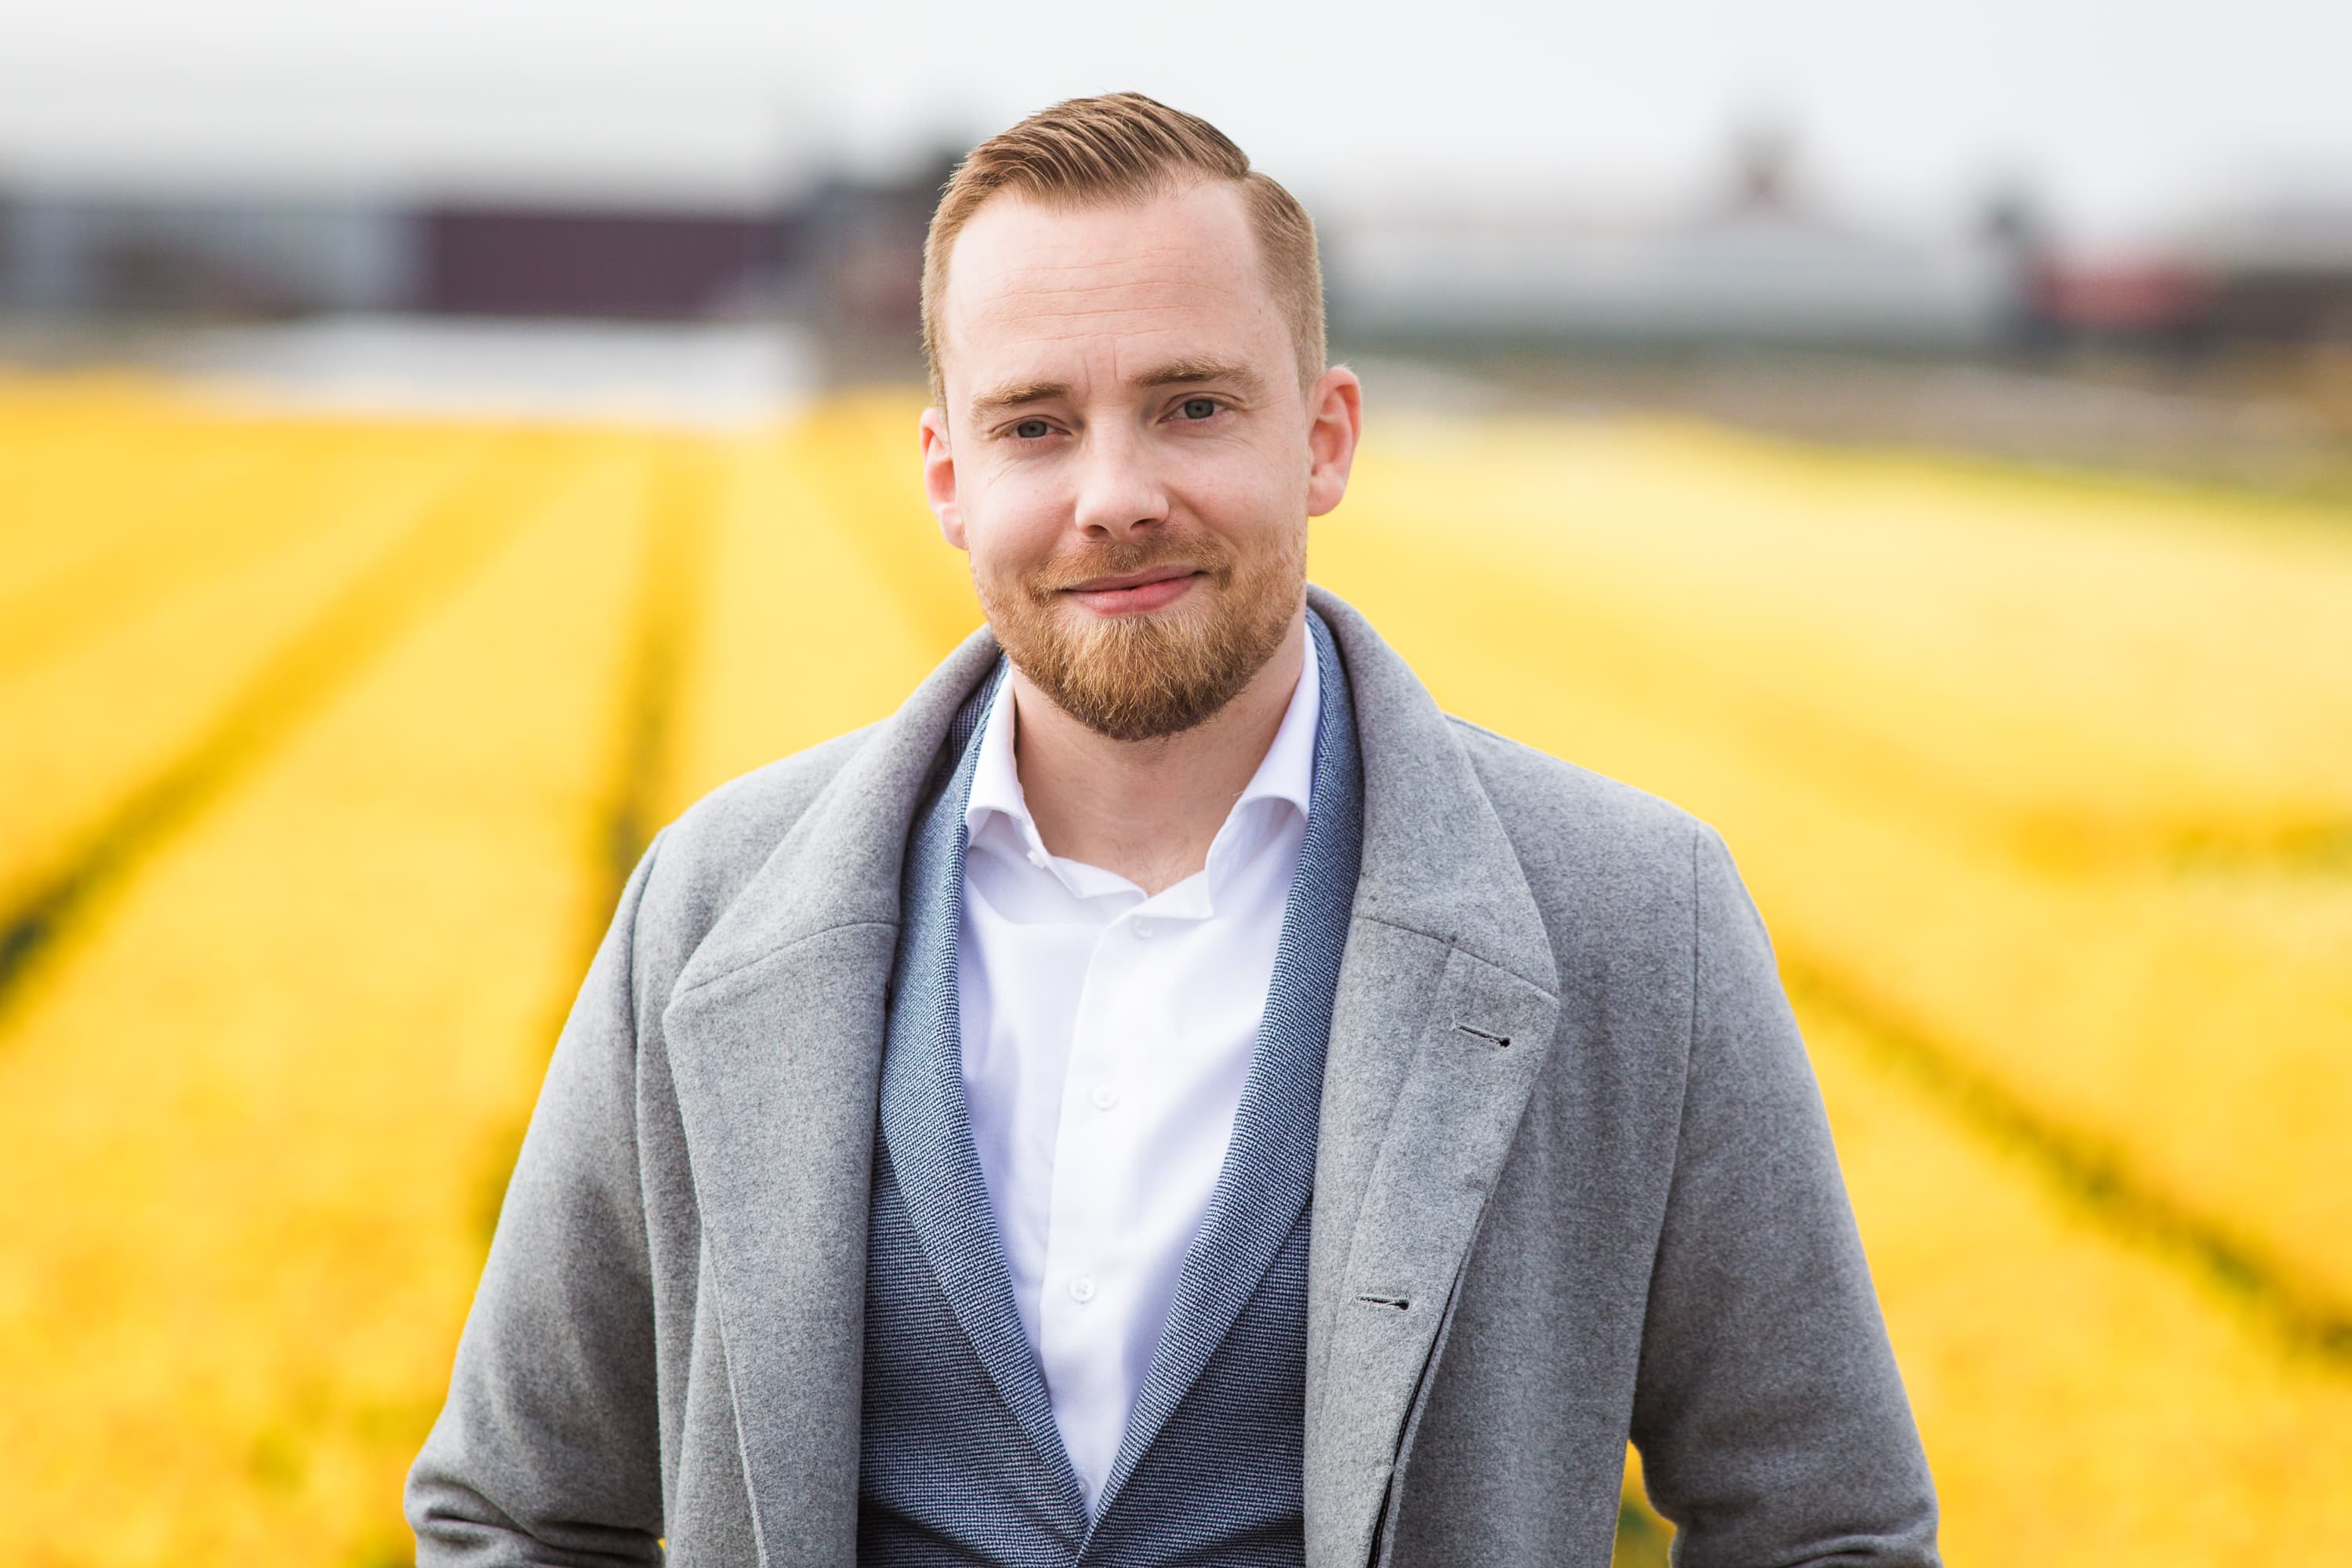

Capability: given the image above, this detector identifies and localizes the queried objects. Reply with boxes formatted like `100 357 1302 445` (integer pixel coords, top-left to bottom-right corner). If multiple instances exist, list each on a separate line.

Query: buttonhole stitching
1355 1294 1412 1311
1453 1022 1512 1048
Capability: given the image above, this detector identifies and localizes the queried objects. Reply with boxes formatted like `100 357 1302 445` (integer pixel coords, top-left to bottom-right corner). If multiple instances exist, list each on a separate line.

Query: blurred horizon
5 0 2352 505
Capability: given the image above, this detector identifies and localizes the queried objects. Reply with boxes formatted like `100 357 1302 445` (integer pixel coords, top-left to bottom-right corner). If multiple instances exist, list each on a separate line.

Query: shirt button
1026 848 1047 869
1131 919 1154 939
1089 1084 1119 1112
1068 1276 1098 1304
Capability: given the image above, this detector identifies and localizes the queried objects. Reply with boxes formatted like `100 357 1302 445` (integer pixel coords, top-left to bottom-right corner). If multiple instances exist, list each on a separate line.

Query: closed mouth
1062 565 1200 593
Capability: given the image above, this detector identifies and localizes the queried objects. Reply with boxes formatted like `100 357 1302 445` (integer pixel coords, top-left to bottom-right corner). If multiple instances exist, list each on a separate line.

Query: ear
1304 365 1363 519
920 405 966 550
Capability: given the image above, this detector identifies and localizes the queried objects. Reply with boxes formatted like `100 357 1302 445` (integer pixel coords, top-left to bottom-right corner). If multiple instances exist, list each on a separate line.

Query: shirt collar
1225 626 1320 825
962 631 1321 898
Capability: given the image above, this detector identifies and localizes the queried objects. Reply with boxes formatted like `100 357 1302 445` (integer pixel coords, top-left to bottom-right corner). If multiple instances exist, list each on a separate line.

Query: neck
1008 613 1308 896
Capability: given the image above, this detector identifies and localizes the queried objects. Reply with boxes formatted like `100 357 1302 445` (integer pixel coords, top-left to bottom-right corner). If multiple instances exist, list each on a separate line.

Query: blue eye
1179 397 1220 420
1014 419 1052 439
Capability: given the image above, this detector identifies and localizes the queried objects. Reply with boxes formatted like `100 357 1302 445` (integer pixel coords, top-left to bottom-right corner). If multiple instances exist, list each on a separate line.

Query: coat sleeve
405 835 670 1566
1628 827 1941 1567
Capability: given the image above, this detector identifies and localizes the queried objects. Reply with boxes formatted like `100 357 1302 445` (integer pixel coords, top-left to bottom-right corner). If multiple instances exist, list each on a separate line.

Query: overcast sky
0 0 2345 242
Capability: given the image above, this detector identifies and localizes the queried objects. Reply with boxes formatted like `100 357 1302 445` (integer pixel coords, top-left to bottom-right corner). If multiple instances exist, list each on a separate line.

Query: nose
1069 423 1169 541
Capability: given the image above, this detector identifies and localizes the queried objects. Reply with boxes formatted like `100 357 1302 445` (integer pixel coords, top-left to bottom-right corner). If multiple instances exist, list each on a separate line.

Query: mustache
1024 536 1232 597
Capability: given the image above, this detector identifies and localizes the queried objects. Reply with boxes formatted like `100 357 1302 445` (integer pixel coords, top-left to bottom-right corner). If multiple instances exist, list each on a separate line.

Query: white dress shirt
955 644 1320 1512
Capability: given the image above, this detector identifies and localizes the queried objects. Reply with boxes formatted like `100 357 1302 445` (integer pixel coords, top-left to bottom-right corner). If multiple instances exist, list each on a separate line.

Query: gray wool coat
408 585 1941 1568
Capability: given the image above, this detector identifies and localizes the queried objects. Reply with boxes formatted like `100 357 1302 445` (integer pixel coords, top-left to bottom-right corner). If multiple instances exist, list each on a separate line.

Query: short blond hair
920 92 1326 410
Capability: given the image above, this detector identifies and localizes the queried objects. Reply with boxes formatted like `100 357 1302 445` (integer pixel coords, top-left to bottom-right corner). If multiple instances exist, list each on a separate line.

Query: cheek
964 465 1073 577
1167 431 1306 529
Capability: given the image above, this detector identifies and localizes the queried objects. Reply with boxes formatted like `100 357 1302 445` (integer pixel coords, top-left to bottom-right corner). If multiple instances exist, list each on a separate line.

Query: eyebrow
967 357 1268 420
968 378 1071 419
1134 357 1267 396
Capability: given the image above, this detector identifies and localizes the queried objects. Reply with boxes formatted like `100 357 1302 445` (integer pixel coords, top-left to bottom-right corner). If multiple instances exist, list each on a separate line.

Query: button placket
1036 902 1139 1386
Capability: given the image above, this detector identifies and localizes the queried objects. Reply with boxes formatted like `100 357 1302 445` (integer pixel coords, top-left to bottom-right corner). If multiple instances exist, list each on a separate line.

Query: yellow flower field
1 378 2346 1565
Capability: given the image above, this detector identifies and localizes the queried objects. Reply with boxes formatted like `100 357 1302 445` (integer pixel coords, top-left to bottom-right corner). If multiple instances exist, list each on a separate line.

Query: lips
1060 564 1202 615
1067 564 1195 593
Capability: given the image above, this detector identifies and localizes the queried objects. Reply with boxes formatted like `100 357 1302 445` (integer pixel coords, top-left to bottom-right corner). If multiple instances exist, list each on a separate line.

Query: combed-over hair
920 92 1326 409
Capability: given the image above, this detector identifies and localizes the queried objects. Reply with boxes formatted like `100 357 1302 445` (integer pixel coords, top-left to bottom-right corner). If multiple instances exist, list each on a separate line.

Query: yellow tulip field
2 376 2347 1564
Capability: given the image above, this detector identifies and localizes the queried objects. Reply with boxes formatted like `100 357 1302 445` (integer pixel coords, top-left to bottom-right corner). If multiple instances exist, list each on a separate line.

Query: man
408 93 1940 1567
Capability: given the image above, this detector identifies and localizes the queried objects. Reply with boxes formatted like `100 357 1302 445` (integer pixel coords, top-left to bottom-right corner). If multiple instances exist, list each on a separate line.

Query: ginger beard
975 520 1306 744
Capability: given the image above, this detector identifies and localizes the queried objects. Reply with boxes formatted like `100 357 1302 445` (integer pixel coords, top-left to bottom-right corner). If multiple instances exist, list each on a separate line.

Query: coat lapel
659 622 1000 1568
1298 586 1565 1568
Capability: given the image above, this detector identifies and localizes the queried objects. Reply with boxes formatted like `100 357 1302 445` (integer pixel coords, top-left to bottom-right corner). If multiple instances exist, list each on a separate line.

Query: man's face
920 180 1360 742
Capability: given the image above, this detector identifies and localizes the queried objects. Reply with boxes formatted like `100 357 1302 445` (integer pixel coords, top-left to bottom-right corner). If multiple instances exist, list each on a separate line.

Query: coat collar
660 586 1561 1568
1308 584 1558 994
1296 586 1563 1568
670 622 1004 1000
659 622 1002 1567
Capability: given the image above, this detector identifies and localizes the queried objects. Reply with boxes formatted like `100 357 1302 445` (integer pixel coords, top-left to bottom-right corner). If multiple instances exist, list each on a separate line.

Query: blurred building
2019 193 2352 354
0 191 420 316
0 155 954 387
0 190 797 321
417 205 790 319
2194 201 2352 345
1323 133 2029 354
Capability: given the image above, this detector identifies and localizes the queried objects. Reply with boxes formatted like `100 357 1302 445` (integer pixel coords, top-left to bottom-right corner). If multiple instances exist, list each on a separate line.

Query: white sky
0 0 2346 242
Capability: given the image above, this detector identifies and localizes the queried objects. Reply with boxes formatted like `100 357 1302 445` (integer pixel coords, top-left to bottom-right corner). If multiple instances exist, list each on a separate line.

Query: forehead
939 181 1284 394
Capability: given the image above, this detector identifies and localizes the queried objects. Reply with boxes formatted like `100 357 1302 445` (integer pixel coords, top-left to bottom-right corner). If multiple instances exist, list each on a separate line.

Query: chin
1008 593 1287 745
